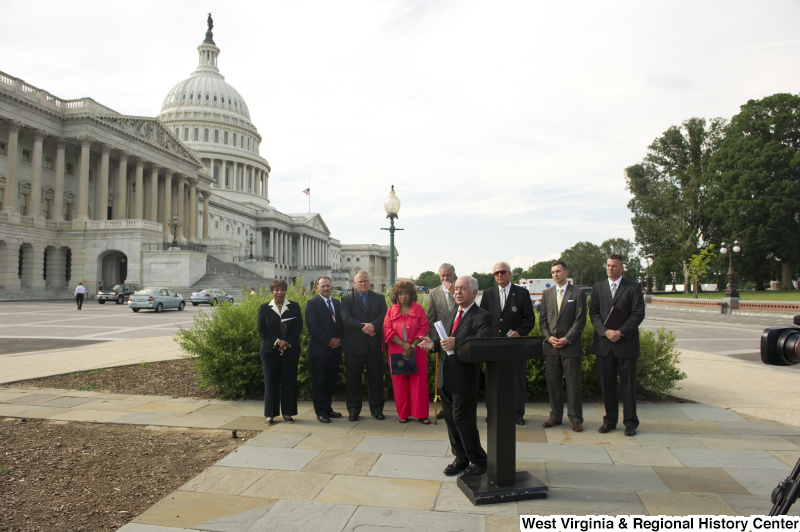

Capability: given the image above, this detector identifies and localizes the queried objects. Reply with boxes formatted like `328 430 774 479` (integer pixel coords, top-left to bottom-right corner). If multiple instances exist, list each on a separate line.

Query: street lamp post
247 235 255 261
645 255 654 296
381 185 403 287
720 239 741 298
166 212 183 249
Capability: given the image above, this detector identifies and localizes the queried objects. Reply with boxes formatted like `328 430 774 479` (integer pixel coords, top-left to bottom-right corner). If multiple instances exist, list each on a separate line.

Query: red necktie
451 309 463 335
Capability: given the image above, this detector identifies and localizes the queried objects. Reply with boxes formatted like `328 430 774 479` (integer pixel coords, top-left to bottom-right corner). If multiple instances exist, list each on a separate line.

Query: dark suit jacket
479 283 535 337
341 290 388 355
256 300 303 357
540 283 586 358
589 277 645 358
432 304 493 394
305 295 344 358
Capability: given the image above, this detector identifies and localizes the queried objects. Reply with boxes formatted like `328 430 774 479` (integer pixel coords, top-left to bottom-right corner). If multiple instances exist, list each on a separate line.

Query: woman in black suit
257 279 303 425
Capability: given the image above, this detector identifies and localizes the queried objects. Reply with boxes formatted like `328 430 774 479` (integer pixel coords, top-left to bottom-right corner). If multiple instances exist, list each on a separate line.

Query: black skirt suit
257 300 303 417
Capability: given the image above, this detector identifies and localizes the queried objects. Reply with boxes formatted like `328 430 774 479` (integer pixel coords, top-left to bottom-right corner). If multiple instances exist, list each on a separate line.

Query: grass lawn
654 290 800 301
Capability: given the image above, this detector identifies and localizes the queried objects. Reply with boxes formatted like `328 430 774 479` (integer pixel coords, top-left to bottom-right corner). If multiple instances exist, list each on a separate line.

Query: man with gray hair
426 262 456 420
479 261 535 425
421 276 492 477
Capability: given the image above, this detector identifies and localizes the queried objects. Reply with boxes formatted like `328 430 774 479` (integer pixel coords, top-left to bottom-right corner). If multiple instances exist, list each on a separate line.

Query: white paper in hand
434 321 454 355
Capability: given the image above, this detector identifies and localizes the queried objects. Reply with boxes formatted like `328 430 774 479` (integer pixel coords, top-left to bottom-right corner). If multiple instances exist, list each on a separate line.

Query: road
0 299 797 372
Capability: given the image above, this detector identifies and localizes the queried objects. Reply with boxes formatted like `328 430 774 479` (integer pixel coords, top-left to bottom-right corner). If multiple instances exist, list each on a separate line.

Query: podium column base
457 471 548 505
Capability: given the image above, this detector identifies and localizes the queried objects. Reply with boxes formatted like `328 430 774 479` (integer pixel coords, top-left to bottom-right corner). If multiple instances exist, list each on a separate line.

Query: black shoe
598 423 615 433
264 417 273 426
317 414 331 423
371 412 385 420
435 410 444 420
328 411 343 418
624 427 637 436
349 413 359 422
516 414 526 426
462 464 487 476
443 460 468 476
282 415 294 424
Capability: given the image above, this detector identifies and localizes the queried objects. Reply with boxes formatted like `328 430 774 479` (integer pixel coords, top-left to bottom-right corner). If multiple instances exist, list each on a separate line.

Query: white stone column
269 227 275 262
162 170 173 238
288 234 293 267
202 192 210 239
115 153 128 220
97 145 110 221
30 130 44 217
53 140 66 220
298 234 304 269
148 166 159 222
1 121 21 212
76 136 92 220
189 179 198 238
133 158 144 220
176 176 185 239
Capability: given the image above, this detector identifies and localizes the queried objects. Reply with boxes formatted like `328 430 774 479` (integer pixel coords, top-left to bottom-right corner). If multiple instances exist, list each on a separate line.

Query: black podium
455 336 549 505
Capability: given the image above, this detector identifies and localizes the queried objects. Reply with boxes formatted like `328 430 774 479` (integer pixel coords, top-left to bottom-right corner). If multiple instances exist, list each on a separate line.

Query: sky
3 1 799 279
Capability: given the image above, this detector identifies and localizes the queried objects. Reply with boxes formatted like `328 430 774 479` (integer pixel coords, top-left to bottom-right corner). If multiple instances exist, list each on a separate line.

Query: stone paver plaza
1 384 798 531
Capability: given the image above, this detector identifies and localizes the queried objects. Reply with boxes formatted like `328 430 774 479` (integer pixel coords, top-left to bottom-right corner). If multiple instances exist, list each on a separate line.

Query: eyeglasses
493 270 508 276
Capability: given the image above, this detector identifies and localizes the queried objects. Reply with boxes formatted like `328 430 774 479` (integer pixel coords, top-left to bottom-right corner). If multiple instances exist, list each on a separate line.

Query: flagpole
308 174 311 213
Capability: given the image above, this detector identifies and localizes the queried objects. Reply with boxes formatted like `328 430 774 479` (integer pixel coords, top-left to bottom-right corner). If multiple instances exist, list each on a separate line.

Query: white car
128 287 185 313
190 289 234 306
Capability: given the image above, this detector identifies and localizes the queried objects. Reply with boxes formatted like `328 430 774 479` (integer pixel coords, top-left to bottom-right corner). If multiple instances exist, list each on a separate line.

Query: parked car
128 287 185 313
98 283 141 304
189 288 234 306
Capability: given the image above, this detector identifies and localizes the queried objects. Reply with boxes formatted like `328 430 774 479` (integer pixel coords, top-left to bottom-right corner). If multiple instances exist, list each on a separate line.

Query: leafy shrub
176 285 685 402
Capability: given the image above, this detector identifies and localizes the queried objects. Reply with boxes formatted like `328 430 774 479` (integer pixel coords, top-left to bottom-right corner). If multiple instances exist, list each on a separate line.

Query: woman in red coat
383 280 431 424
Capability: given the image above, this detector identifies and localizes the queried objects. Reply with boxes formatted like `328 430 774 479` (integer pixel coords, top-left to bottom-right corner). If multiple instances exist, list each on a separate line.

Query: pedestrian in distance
74 283 86 310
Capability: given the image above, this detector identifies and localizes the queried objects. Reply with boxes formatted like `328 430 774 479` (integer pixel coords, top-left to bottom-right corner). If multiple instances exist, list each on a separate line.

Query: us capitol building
0 18 394 298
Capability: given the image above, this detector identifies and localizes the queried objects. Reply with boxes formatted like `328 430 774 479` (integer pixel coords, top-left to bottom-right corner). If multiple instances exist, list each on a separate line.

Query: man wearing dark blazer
589 254 646 436
421 276 493 477
341 270 388 421
426 263 456 420
479 261 536 425
305 276 345 423
539 261 587 432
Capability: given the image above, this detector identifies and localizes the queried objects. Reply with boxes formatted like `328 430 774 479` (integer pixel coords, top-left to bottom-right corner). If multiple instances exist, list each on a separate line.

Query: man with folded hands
589 254 645 436
539 261 586 432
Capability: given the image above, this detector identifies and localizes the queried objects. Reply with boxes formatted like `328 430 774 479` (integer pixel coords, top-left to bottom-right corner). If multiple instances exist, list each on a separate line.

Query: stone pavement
1 384 799 531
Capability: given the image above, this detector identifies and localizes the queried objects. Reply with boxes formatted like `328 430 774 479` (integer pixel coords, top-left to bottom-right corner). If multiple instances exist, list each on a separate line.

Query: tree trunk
754 280 765 291
781 261 795 290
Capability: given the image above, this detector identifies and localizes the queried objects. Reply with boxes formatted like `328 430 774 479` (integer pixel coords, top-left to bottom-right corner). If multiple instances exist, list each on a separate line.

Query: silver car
190 288 234 306
128 287 185 313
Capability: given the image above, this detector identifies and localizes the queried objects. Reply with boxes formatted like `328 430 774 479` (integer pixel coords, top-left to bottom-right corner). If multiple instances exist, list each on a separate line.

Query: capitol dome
157 16 271 209
159 24 251 120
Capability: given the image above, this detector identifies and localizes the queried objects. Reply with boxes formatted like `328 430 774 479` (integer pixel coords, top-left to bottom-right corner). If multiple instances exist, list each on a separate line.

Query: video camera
760 316 799 515
760 315 800 366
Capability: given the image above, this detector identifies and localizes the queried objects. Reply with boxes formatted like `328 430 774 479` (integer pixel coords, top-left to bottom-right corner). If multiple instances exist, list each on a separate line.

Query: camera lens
776 329 800 366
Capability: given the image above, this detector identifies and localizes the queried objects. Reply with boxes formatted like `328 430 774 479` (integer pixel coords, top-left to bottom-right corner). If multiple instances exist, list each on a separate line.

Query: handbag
390 353 417 375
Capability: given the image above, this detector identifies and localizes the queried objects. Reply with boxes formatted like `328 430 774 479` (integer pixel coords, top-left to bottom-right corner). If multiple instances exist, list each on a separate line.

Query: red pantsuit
383 302 430 419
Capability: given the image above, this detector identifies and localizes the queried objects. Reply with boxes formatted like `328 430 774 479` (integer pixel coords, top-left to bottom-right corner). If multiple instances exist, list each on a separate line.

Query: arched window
224 131 228 144
193 128 199 141
232 133 237 146
204 129 209 141
214 130 219 143
184 128 189 141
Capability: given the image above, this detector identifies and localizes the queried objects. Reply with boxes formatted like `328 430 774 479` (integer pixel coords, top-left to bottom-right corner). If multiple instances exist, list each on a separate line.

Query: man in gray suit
341 270 388 421
539 261 586 432
589 254 646 436
426 263 456 420
426 263 456 328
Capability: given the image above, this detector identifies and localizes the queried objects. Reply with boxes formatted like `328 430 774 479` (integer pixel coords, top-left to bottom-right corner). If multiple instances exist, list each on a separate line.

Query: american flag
302 188 310 196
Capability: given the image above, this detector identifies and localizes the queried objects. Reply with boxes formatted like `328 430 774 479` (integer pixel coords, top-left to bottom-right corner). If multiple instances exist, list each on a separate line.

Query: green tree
511 267 523 283
472 271 495 290
560 242 605 285
520 260 555 280
416 270 440 289
626 117 726 286
708 93 800 290
687 245 715 296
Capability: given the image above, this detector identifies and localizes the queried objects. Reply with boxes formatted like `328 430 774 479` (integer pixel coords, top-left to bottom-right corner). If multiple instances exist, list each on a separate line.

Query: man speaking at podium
421 276 492 477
